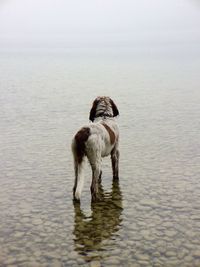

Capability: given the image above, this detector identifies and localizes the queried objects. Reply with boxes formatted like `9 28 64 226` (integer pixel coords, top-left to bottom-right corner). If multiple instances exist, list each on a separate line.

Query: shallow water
0 46 200 267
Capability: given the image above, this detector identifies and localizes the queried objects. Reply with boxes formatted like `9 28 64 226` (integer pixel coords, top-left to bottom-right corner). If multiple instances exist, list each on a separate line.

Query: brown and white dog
72 96 119 201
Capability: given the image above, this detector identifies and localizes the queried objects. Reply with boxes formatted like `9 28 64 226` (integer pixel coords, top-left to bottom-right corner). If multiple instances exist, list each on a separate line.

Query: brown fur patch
75 127 90 163
102 123 116 145
109 98 119 117
89 99 100 122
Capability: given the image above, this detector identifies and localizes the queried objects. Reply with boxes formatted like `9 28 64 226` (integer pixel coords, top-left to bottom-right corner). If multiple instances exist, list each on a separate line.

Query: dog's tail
72 127 90 200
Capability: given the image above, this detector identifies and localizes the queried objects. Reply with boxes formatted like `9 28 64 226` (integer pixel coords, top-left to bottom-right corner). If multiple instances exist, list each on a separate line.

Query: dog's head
89 96 119 122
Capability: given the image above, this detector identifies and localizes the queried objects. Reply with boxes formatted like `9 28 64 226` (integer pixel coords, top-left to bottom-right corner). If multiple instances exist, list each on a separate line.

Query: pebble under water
0 49 200 267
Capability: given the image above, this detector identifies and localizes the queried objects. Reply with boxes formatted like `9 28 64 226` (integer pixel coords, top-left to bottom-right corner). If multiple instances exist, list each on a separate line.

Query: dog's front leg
111 148 119 180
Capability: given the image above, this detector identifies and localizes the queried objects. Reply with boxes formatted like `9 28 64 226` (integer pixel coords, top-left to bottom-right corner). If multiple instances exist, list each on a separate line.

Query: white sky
0 0 200 46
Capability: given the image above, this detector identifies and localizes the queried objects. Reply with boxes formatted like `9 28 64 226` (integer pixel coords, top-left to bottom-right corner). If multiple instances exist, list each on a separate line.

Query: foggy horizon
0 0 200 50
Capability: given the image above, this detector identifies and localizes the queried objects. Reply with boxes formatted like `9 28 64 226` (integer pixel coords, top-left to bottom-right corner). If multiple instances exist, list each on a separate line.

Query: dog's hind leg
72 140 85 201
111 147 119 180
98 170 102 182
73 159 85 200
72 127 90 201
73 159 78 199
91 164 101 202
88 153 101 201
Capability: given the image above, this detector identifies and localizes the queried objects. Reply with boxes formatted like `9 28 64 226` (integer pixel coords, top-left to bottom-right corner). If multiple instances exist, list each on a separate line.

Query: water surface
0 44 200 266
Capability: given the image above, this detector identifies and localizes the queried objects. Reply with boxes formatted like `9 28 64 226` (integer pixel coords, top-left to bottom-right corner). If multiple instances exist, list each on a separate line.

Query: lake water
0 44 200 266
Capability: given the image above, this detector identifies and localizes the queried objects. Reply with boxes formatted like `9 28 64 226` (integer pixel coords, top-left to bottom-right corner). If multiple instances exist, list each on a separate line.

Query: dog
72 96 119 201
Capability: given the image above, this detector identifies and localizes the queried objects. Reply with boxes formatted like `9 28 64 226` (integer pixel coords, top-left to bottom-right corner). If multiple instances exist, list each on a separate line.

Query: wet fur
72 96 119 202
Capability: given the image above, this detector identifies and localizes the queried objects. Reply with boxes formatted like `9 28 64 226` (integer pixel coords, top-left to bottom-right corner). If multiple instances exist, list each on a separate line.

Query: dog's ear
89 99 99 122
110 99 119 117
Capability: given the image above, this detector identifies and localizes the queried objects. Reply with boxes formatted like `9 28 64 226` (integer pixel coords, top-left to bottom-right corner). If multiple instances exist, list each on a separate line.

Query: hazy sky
0 0 200 47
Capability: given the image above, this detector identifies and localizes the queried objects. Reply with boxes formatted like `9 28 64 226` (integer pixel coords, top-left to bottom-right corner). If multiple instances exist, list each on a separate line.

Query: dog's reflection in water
73 180 123 258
